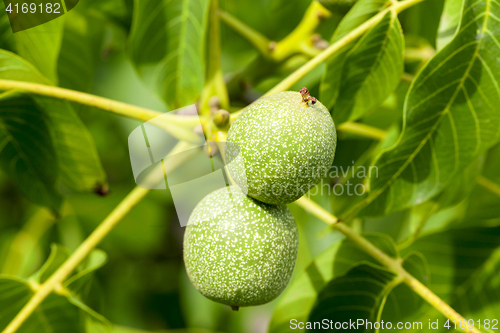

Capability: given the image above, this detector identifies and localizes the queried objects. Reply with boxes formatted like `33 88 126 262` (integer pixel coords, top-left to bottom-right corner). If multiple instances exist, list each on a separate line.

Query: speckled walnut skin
183 186 298 307
226 91 337 205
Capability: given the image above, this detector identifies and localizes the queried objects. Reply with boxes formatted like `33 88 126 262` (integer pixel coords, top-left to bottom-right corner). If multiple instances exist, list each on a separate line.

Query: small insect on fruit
226 88 336 205
183 186 298 310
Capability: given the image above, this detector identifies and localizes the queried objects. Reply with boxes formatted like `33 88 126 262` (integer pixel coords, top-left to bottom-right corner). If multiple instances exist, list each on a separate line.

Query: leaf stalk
1 142 198 333
295 196 481 333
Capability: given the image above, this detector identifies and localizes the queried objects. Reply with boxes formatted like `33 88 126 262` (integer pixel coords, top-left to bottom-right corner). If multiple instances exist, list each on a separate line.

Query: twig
295 196 481 333
218 10 272 57
337 122 388 140
230 0 426 120
476 175 500 197
2 141 199 333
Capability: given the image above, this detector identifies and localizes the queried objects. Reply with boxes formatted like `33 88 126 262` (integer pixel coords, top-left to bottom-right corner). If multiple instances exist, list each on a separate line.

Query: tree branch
218 10 272 57
230 0 426 120
294 196 481 333
337 122 388 140
476 175 500 197
1 141 199 333
0 79 204 142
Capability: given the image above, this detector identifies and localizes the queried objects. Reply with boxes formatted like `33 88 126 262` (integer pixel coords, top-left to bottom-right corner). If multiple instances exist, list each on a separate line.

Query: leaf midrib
347 0 492 217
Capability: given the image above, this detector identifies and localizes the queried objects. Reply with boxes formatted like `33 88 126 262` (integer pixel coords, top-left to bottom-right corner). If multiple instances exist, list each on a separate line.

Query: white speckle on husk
183 186 298 307
226 91 337 204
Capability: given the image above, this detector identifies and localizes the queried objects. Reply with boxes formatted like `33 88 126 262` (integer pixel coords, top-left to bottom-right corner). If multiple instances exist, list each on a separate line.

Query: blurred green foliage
1 0 500 332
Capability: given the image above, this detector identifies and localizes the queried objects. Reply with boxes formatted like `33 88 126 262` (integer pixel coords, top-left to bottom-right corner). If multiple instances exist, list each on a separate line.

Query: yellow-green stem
295 196 481 333
230 0 426 120
265 0 424 96
218 10 272 57
0 79 204 142
0 79 205 129
337 122 387 140
200 0 229 113
477 175 500 197
0 79 161 121
2 141 198 333
271 1 331 61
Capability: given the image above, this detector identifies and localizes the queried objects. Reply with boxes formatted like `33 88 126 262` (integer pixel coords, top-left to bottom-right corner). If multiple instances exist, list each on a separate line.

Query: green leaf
381 253 428 321
15 18 64 83
308 263 396 331
76 0 132 28
31 244 71 284
29 243 107 297
450 246 500 319
0 92 63 211
269 233 403 332
465 143 500 222
0 50 107 194
128 0 210 109
321 6 404 124
398 0 445 48
437 0 464 50
0 50 49 83
318 0 358 15
0 276 110 333
65 249 107 296
400 227 500 324
221 0 312 42
34 96 108 192
353 0 500 218
57 10 103 92
402 227 500 302
330 0 387 41
0 2 16 52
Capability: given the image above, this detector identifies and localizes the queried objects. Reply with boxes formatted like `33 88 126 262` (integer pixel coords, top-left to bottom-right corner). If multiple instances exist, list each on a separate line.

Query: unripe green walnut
226 89 336 205
183 186 298 308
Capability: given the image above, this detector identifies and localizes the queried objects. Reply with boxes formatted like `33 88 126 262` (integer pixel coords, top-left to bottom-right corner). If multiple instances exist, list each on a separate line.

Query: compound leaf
351 0 500 218
321 1 404 124
400 227 500 324
437 0 464 50
15 17 64 83
0 276 110 333
128 0 210 109
0 50 107 196
269 234 426 332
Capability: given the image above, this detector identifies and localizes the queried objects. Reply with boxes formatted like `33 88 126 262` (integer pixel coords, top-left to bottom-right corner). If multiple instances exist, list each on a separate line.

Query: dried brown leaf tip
300 87 317 105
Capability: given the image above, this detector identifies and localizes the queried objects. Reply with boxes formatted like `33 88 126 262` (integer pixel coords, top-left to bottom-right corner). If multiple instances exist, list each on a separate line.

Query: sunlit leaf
321 2 404 124
15 18 64 83
0 2 16 52
57 10 103 92
437 0 464 50
128 0 210 109
351 0 500 218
